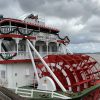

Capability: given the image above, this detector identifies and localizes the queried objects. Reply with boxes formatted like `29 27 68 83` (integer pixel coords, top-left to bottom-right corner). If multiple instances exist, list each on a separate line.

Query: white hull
0 63 34 89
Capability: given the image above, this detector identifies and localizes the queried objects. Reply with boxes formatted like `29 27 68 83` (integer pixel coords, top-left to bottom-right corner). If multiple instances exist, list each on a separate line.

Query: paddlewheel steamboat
0 14 99 100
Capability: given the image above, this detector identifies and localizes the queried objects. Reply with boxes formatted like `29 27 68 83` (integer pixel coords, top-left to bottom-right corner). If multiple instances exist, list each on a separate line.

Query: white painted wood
27 42 39 84
37 76 56 91
16 88 71 99
0 63 34 89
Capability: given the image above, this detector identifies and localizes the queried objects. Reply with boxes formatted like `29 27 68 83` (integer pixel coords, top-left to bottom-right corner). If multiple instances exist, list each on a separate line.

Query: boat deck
18 83 100 100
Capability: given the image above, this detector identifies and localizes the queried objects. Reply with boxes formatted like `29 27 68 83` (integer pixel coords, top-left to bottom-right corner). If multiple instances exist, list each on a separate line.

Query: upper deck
0 18 59 34
0 16 69 63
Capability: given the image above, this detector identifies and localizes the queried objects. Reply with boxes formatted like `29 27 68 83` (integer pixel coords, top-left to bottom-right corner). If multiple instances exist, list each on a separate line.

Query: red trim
0 59 41 64
0 34 36 40
0 59 31 64
57 40 69 44
57 40 65 43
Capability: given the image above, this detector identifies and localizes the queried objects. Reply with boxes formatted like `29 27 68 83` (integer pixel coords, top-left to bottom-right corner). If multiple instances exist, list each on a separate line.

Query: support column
9 21 11 31
57 42 59 54
33 40 36 58
61 44 66 54
26 24 27 35
16 38 19 55
58 43 63 54
46 42 48 55
0 24 2 53
0 39 2 53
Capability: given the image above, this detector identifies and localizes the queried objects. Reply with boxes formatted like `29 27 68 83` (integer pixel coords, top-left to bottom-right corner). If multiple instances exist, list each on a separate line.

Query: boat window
35 46 40 52
1 70 5 79
42 45 47 52
52 46 57 52
18 39 26 51
48 42 57 52
35 41 46 52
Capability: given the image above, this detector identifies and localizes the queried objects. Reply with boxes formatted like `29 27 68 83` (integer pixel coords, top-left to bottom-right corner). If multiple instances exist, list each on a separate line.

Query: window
1 70 5 79
52 46 57 52
18 39 26 51
35 46 40 52
42 45 47 52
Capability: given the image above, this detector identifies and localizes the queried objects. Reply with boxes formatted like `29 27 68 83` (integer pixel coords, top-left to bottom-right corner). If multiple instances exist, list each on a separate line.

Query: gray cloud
17 0 45 12
18 0 83 19
70 33 100 43
0 0 24 18
17 0 100 21
0 0 10 9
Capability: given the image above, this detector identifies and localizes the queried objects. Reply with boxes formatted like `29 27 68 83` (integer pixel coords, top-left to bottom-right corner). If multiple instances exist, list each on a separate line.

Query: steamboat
0 14 99 100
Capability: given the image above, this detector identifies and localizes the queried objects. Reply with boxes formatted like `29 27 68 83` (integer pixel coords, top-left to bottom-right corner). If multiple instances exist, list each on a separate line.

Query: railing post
9 21 11 32
31 89 33 98
32 40 36 58
15 88 18 94
0 39 2 53
46 42 48 56
16 39 19 55
51 91 53 98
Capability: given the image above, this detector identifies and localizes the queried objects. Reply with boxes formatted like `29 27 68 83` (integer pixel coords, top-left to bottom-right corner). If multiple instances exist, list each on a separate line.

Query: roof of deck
0 18 59 34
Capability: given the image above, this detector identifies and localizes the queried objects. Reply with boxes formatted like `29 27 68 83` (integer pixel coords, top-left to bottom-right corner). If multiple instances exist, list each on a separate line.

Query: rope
55 33 70 45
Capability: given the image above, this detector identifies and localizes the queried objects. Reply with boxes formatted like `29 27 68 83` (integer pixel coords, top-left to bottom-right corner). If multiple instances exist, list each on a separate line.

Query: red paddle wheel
36 54 100 100
83 88 100 100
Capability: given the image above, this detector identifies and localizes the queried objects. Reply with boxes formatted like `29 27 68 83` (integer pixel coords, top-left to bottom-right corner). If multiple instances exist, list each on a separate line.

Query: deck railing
0 26 58 41
0 26 38 36
15 87 71 99
34 51 60 58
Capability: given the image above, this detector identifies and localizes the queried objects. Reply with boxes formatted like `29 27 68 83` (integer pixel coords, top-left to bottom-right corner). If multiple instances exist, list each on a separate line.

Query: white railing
1 26 17 35
0 26 38 36
15 88 71 99
14 51 30 60
34 52 60 58
36 32 57 41
34 52 47 58
0 26 59 41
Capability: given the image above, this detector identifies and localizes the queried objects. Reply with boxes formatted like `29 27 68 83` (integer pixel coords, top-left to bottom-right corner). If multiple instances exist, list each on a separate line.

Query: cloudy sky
0 0 100 52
